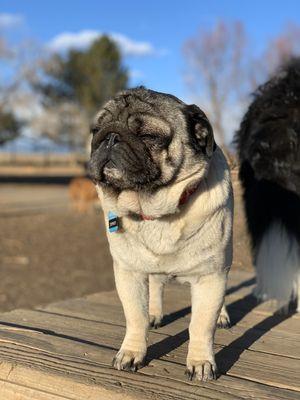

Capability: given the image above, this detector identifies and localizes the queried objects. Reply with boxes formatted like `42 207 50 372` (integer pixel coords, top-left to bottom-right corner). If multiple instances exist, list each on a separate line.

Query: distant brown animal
69 177 99 213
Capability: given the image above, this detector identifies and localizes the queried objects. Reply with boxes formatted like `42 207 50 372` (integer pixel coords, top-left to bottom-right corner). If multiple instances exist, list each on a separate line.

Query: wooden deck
0 269 299 400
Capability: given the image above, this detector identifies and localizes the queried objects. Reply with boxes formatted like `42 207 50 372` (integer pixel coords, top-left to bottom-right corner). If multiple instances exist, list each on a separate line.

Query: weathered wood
36 301 300 360
0 337 298 400
36 286 300 360
0 307 299 392
4 302 300 359
0 361 141 400
0 269 299 399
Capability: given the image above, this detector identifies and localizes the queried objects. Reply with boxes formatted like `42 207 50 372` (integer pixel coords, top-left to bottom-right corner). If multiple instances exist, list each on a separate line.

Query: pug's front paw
185 360 217 381
112 349 145 372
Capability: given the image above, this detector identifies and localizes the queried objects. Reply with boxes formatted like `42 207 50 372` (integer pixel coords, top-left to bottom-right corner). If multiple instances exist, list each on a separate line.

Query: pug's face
88 87 215 191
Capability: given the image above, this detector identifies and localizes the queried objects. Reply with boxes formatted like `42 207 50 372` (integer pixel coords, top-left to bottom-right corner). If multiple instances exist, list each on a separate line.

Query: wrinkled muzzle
88 131 161 190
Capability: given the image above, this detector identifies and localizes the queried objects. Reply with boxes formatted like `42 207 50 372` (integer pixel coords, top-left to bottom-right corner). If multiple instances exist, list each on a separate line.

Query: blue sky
2 0 300 102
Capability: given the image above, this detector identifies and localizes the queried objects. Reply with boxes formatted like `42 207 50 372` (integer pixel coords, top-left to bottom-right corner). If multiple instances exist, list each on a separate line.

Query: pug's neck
97 164 209 220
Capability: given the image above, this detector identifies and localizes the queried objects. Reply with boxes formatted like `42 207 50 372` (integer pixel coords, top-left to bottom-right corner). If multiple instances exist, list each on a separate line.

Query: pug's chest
124 218 186 255
107 212 229 275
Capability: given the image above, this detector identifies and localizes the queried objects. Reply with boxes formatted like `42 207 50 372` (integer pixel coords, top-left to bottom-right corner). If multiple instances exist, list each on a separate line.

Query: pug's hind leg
149 274 167 328
113 266 149 372
186 272 226 381
217 303 231 329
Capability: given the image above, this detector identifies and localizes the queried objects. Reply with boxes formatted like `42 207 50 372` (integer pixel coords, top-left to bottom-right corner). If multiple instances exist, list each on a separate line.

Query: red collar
140 183 199 221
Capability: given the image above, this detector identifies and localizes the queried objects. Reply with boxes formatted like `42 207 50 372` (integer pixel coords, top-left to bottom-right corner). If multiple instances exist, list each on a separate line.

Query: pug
88 87 233 381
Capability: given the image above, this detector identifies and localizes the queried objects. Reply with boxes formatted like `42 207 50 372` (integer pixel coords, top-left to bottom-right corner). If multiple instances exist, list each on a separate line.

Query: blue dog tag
108 211 119 233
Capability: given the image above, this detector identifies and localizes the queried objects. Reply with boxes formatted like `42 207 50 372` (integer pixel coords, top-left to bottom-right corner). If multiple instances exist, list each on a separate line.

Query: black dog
235 58 300 311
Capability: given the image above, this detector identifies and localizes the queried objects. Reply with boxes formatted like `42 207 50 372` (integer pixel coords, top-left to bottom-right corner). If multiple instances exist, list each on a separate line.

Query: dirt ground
0 172 252 312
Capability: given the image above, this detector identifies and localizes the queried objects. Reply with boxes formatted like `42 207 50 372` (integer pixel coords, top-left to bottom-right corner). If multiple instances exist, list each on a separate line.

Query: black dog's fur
235 58 300 306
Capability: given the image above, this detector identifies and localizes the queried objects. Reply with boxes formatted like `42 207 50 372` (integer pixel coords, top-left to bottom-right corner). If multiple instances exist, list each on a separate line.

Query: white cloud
110 33 154 56
48 30 99 52
129 69 145 79
0 13 23 28
47 30 158 56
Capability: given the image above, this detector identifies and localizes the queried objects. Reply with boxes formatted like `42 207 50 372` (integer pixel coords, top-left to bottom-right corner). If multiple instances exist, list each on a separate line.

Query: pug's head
88 87 215 192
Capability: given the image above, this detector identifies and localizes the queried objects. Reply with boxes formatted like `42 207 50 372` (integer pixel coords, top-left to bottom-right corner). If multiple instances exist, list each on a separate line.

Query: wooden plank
0 308 299 393
0 330 298 400
6 304 300 360
38 294 300 359
0 361 142 400
0 269 299 399
39 305 300 361
0 342 236 400
0 383 65 400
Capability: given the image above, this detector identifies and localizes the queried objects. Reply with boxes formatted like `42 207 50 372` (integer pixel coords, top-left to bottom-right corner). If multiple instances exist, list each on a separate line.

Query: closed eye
91 128 99 135
140 133 158 140
90 125 100 135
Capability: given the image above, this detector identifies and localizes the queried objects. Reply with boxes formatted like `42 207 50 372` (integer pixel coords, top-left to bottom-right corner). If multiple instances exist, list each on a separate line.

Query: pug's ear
185 104 216 157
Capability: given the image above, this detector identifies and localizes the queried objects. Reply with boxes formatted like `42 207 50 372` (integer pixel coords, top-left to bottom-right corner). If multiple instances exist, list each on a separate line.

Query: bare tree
183 21 252 145
30 101 89 150
262 23 300 76
183 21 300 146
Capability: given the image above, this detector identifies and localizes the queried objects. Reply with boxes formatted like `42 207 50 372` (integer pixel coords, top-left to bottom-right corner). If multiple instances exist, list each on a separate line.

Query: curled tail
254 222 300 309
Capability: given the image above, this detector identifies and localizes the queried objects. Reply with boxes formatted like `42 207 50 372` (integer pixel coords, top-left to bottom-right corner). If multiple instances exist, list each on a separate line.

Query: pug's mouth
88 150 162 191
103 159 117 171
99 159 123 183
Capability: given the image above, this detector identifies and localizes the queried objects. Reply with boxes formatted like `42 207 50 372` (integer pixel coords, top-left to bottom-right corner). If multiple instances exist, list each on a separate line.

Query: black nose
106 132 120 148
